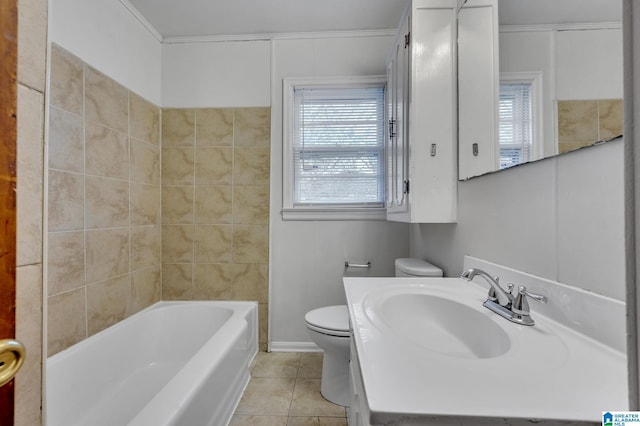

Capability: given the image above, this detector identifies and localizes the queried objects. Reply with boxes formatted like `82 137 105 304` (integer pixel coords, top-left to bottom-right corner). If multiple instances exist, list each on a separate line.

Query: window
282 77 386 220
498 72 542 170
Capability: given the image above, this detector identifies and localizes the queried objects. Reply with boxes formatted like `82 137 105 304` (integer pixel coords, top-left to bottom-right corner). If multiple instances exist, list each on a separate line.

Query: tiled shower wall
47 44 162 356
557 99 623 154
161 108 270 350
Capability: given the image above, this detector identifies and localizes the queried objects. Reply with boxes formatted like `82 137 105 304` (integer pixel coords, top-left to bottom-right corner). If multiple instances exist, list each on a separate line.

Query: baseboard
268 341 322 352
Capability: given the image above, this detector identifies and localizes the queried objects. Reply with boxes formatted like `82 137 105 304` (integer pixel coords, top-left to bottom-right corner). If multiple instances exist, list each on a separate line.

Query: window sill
281 207 387 221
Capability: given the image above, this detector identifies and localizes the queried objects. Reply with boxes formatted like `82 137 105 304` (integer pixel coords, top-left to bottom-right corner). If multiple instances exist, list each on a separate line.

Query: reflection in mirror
458 0 622 180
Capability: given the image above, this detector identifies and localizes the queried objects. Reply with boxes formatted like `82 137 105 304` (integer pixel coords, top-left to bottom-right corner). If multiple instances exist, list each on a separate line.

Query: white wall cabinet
457 0 499 179
385 0 458 223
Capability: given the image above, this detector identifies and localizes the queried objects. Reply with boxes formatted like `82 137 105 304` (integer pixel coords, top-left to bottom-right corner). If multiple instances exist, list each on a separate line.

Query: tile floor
230 352 348 426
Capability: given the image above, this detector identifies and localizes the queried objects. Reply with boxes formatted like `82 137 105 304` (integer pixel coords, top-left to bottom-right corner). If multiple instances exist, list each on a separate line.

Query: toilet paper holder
345 261 371 268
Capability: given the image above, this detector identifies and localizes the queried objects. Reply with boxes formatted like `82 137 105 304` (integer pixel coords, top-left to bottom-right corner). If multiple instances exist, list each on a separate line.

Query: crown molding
500 21 621 33
162 29 397 44
119 0 164 42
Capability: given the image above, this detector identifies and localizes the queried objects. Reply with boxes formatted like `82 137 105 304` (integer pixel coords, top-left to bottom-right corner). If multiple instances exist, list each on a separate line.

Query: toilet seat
305 305 350 337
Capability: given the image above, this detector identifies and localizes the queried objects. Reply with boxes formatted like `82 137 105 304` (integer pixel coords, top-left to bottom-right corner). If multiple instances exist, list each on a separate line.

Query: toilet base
320 349 350 406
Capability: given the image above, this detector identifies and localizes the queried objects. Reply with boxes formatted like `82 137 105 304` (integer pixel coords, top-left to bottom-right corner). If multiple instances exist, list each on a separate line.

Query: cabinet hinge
404 32 410 48
403 180 410 194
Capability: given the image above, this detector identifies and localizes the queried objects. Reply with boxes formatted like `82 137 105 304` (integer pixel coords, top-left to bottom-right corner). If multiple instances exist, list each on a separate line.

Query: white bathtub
47 301 258 426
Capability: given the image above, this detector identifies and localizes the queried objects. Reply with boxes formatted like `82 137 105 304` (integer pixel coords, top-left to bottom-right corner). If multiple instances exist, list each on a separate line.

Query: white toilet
304 258 442 406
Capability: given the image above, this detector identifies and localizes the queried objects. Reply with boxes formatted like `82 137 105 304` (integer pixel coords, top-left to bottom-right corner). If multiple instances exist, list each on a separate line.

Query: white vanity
344 262 627 425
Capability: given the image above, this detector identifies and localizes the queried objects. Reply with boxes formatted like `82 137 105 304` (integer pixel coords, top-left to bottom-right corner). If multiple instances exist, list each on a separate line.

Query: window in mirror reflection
498 72 543 170
499 81 532 169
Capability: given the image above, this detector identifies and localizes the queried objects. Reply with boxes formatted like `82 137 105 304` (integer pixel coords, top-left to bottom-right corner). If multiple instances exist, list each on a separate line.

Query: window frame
498 72 544 169
282 76 387 221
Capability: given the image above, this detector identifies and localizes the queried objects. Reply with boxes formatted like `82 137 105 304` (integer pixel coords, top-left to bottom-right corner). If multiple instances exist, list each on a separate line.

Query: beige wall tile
131 139 160 185
195 147 233 185
86 228 129 283
85 176 129 229
46 49 163 361
87 275 130 336
196 108 234 146
598 99 623 140
234 225 269 263
162 263 193 299
235 107 271 147
557 100 598 144
131 226 161 270
16 84 44 266
130 266 161 314
195 185 232 224
47 231 84 295
48 288 87 356
233 264 268 303
233 185 269 225
162 225 194 263
162 186 194 224
194 224 233 263
163 109 195 146
85 123 129 179
48 170 84 232
234 147 271 185
17 0 48 92
259 303 268 345
157 106 271 344
130 92 160 145
49 106 83 173
162 147 195 185
50 44 84 115
85 66 129 133
17 2 46 420
15 264 43 426
130 183 161 226
559 141 596 154
193 263 235 299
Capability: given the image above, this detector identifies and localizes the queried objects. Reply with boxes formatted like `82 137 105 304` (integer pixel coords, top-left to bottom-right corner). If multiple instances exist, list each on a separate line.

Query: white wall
411 139 625 301
269 35 411 348
556 28 623 100
499 27 622 158
161 41 271 108
50 0 162 105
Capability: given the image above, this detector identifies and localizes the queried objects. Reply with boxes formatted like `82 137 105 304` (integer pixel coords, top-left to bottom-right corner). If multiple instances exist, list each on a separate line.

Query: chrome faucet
461 268 548 326
460 268 513 307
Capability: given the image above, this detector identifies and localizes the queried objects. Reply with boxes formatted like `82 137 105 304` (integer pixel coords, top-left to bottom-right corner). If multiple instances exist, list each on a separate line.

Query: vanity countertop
344 276 627 425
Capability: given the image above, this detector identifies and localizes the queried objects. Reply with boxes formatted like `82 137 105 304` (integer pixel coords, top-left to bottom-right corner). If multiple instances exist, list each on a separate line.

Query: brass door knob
0 339 25 387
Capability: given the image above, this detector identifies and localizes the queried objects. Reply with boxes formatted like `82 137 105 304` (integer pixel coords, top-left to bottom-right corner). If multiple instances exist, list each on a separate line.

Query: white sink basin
345 277 627 424
367 292 510 359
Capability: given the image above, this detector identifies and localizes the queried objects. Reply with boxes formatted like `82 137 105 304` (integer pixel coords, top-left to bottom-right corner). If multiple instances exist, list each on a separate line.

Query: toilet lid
305 305 350 335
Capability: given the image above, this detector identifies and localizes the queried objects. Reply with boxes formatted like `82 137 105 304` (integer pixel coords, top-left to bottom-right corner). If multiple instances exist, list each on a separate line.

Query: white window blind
499 82 532 169
292 86 385 207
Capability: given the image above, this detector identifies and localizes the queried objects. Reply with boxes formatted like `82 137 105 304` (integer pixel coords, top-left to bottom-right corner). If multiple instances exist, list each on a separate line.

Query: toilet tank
395 258 443 277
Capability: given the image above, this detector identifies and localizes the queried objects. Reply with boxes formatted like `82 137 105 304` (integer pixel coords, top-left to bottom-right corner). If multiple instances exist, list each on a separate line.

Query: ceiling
125 0 622 40
126 0 410 39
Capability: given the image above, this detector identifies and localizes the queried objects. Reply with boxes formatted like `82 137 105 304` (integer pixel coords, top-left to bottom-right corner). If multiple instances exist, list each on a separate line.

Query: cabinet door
387 15 410 214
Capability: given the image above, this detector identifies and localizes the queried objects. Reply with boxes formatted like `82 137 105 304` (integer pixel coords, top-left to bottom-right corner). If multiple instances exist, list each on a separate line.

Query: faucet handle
520 286 548 303
510 286 548 326
511 286 548 315
512 286 547 316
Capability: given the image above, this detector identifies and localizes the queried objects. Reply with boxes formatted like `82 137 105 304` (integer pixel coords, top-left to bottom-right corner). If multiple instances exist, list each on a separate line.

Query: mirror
457 0 623 180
